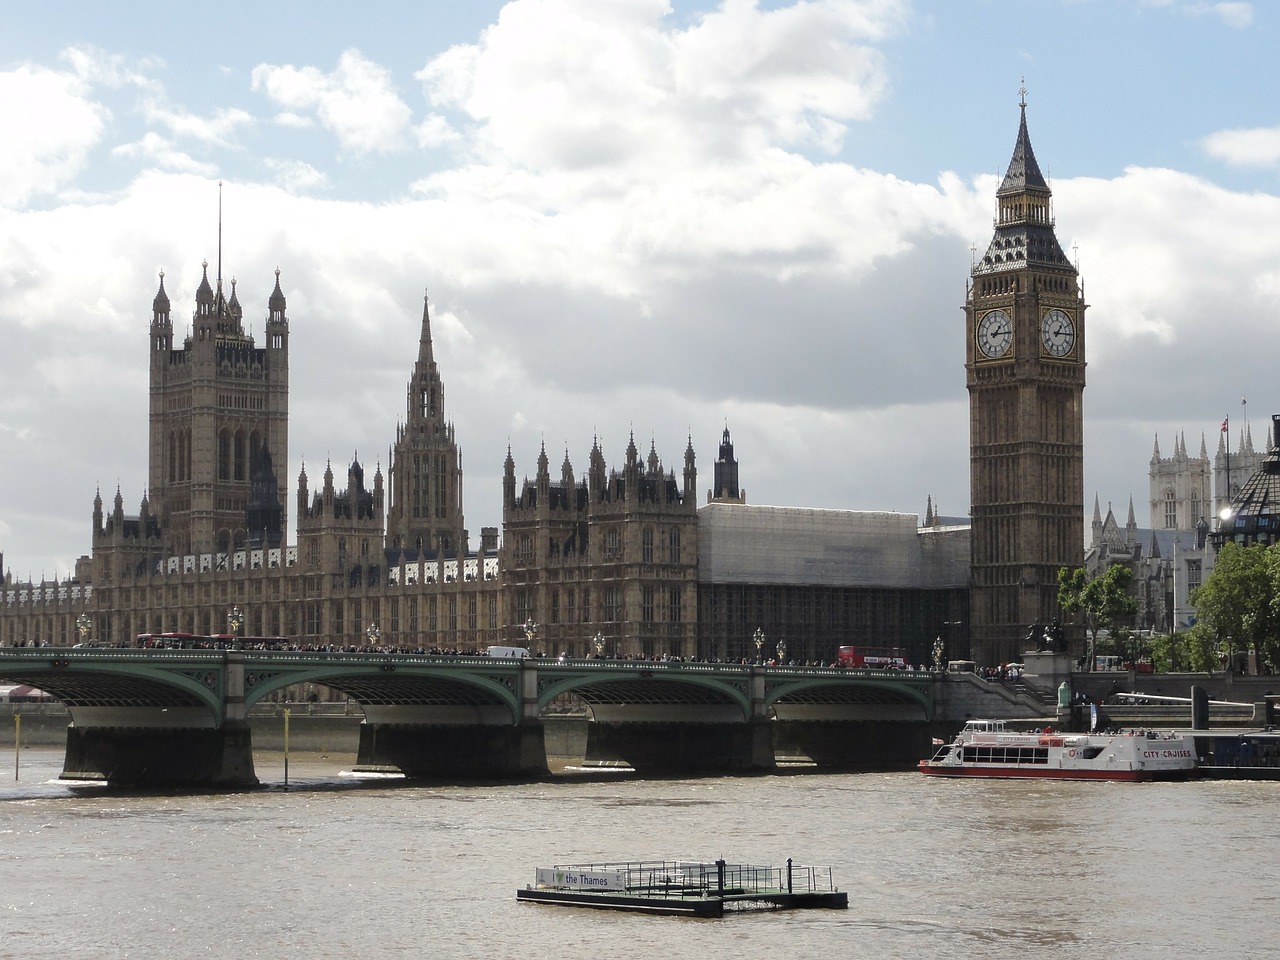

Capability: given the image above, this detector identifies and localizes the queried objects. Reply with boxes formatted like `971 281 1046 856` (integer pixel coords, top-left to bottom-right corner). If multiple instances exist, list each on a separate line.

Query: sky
3 0 1280 581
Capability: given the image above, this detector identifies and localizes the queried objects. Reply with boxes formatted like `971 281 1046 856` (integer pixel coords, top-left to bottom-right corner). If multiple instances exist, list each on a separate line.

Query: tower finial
217 180 223 284
1018 77 1027 108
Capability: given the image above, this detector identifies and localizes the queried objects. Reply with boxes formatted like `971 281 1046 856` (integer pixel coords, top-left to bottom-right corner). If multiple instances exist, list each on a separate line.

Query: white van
485 645 532 658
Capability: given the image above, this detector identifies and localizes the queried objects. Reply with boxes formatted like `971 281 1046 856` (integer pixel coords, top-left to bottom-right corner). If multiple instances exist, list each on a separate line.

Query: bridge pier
354 722 550 779
583 718 775 774
771 719 930 770
61 720 258 788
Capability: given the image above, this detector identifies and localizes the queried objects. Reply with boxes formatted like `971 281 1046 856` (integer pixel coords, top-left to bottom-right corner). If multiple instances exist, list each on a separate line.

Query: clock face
1041 308 1076 358
976 309 1013 359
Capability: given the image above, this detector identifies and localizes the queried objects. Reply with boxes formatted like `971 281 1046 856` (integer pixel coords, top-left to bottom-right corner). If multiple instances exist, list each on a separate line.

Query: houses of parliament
1 97 1118 667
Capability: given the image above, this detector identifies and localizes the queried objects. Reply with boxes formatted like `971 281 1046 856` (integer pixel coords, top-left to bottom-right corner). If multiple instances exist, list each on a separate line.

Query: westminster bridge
0 648 1041 787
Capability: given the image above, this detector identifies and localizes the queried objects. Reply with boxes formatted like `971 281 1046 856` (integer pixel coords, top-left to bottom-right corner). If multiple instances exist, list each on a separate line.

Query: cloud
0 62 108 207
1187 2 1254 28
112 132 219 174
141 100 255 147
252 49 413 154
416 0 905 175
263 158 330 193
1201 125 1280 168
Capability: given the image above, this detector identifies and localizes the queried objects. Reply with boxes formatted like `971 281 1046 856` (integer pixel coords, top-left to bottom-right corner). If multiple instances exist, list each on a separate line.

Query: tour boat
918 719 1197 781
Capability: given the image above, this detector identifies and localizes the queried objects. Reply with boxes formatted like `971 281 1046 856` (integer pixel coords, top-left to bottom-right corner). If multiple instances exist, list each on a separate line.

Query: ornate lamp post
753 627 764 665
776 638 787 665
227 606 244 650
366 623 381 650
523 618 539 654
594 631 606 659
76 612 91 647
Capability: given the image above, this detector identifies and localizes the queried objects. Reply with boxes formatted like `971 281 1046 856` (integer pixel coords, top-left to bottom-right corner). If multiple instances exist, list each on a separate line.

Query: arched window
668 527 681 564
642 527 654 563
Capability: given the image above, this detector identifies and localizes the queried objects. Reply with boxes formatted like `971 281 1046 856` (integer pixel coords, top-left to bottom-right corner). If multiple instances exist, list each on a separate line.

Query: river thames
1 748 1277 959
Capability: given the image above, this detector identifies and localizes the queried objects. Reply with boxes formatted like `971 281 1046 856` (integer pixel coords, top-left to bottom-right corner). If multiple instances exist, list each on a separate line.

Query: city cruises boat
918 719 1197 782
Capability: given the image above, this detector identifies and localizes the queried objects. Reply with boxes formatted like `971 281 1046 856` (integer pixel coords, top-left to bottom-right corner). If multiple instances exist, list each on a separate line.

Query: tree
1187 541 1280 672
1057 564 1137 671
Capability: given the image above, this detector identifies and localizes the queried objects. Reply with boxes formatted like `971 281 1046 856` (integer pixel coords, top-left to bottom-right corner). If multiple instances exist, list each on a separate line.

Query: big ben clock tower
967 88 1085 665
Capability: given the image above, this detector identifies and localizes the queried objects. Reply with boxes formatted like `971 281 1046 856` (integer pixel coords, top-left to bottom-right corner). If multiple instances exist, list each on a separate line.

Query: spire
997 81 1049 195
153 270 170 314
417 288 435 367
268 267 286 314
1151 433 1161 462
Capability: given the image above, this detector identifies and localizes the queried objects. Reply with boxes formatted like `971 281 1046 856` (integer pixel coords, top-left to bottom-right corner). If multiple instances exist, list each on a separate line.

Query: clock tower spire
966 88 1086 665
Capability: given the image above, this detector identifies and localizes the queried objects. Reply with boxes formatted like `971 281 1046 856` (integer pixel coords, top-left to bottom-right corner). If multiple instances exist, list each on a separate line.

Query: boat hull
917 760 1196 782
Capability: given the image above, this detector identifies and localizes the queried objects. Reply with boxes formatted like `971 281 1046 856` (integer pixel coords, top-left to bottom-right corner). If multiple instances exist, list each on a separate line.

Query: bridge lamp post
523 618 539 654
594 631 605 659
366 623 381 650
76 612 91 646
753 627 764 665
227 606 244 650
776 638 787 665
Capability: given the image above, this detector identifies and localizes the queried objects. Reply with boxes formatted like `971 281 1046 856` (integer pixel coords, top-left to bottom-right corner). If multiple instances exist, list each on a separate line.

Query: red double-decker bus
836 645 907 669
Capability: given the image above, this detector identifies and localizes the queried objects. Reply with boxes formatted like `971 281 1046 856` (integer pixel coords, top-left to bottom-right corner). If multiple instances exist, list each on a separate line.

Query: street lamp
776 638 787 664
523 618 539 653
76 612 91 647
753 627 764 665
594 631 606 658
366 623 381 650
227 606 244 650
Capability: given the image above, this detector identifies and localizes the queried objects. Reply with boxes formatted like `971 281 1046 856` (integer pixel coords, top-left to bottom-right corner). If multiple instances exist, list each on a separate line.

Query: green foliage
1057 564 1138 669
1188 541 1280 672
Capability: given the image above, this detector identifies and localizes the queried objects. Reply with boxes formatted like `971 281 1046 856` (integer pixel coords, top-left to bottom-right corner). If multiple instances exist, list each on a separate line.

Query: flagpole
1224 414 1231 515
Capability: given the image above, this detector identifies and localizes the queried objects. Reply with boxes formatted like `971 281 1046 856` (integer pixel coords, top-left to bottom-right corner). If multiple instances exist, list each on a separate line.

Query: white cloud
112 132 218 175
0 63 108 207
263 158 330 194
1186 2 1254 28
1201 125 1280 168
141 100 254 146
251 49 413 154
416 0 904 176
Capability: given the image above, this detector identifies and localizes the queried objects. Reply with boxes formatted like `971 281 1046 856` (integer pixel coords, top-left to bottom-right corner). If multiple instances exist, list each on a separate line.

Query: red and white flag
1221 418 1229 433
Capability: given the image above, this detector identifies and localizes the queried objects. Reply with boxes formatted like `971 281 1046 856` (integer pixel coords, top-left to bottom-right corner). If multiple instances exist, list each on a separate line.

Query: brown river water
1 748 1276 959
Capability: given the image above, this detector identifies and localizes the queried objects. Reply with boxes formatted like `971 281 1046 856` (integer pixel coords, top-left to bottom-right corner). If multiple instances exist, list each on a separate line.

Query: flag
1221 418 1229 433
931 737 945 746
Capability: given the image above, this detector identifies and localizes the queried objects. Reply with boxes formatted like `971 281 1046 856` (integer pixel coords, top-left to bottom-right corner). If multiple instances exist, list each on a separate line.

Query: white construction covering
697 502 968 589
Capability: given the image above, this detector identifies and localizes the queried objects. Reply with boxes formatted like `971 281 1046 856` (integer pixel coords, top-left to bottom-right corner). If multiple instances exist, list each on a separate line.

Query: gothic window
642 587 654 622
1164 489 1177 529
604 528 620 561
519 535 533 564
1187 559 1202 592
234 430 246 481
668 588 681 623
642 527 654 563
668 528 681 564
169 433 177 483
337 538 347 570
488 597 498 630
467 597 477 631
550 591 560 624
428 597 438 631
603 586 621 622
567 592 576 625
361 538 369 558
218 430 231 481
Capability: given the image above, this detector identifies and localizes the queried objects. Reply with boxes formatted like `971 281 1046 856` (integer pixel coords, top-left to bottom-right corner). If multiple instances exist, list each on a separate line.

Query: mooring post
787 857 793 893
716 859 725 897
